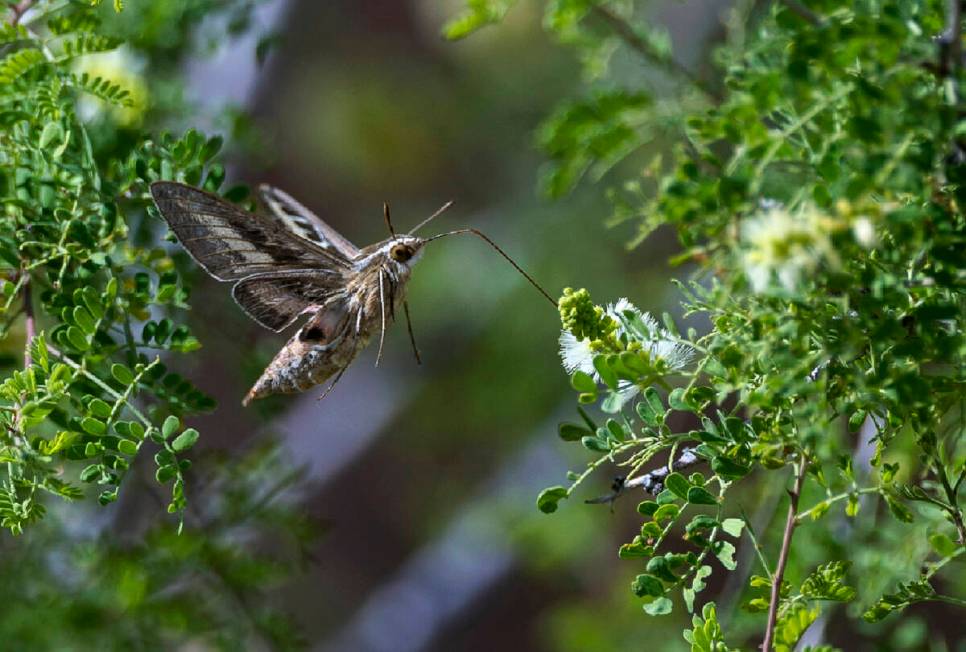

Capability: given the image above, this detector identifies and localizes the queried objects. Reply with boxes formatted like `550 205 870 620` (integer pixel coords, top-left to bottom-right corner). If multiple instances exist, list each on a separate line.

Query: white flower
559 331 595 375
852 216 877 248
558 299 694 408
741 203 837 293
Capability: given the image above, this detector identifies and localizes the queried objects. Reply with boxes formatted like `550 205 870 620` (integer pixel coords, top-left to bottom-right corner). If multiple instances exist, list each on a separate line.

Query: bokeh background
185 2 715 649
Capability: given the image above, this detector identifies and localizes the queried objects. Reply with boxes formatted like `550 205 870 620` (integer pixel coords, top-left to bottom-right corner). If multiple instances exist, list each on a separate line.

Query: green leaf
928 533 957 557
580 435 610 453
632 573 665 597
87 398 111 419
161 415 180 439
117 439 138 456
39 122 64 149
801 561 855 602
65 326 89 351
155 464 178 484
537 486 568 514
443 0 517 40
647 557 678 582
110 363 135 385
721 518 744 537
643 596 673 616
571 370 596 393
668 387 689 411
664 472 691 500
710 455 751 479
558 422 591 441
687 486 718 505
79 464 102 483
594 356 617 390
171 428 199 453
653 504 680 523
80 417 106 436
714 541 737 570
72 306 97 335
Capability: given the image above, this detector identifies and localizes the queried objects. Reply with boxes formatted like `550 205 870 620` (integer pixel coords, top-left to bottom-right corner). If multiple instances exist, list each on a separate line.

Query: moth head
387 236 425 267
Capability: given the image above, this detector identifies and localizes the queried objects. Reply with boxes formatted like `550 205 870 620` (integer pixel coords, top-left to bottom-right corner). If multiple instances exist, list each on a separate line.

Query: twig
938 0 964 81
45 343 154 428
778 0 822 26
762 458 808 652
586 446 700 504
7 0 34 25
589 5 721 103
937 462 966 545
22 274 34 368
938 0 966 163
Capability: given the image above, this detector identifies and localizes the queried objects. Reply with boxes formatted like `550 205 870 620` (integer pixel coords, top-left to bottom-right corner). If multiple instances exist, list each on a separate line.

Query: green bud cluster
558 287 616 341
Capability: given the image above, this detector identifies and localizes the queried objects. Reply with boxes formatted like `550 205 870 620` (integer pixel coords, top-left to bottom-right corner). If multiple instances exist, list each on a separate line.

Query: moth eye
390 245 413 262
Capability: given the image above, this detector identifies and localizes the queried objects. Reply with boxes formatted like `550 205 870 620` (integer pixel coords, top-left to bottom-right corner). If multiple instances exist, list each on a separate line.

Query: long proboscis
425 228 556 307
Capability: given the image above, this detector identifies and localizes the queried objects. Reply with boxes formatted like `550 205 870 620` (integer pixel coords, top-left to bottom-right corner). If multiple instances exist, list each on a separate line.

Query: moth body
243 241 419 404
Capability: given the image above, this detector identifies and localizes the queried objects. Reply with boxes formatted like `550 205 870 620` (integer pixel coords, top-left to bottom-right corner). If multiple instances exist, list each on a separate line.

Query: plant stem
762 458 808 652
778 0 823 26
7 0 35 25
22 274 34 368
590 5 721 103
937 462 966 545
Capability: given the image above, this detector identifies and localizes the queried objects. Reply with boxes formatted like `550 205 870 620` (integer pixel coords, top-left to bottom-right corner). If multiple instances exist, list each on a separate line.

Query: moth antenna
425 228 556 307
408 200 454 235
403 300 422 365
383 201 397 239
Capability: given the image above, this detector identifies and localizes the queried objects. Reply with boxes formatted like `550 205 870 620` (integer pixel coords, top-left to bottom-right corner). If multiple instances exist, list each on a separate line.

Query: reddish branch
762 459 808 652
7 0 34 25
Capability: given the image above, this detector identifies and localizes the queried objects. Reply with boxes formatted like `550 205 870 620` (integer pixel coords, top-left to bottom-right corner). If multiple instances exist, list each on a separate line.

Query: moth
150 181 554 405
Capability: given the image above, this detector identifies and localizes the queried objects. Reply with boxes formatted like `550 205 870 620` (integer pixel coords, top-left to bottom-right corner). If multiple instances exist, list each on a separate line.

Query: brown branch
22 274 34 368
938 0 964 80
7 0 35 26
762 459 808 652
777 0 822 26
589 5 722 103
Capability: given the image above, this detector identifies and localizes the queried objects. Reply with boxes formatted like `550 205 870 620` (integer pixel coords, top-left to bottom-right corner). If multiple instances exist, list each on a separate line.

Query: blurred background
173 1 717 649
4 1 961 650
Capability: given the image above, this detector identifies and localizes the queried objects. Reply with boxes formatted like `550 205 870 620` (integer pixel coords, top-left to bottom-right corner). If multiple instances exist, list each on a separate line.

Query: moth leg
317 366 348 402
403 300 421 365
375 269 387 367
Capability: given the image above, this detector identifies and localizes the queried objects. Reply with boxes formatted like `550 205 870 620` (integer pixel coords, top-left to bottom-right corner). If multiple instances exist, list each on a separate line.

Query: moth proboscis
149 181 555 406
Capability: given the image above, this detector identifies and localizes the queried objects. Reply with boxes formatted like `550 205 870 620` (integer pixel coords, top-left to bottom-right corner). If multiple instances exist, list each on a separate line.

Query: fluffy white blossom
741 203 838 293
559 299 693 407
852 216 877 248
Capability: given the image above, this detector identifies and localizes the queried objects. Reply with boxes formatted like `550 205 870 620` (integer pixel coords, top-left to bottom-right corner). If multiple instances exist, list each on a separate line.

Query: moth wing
150 182 350 282
258 184 360 259
231 269 348 332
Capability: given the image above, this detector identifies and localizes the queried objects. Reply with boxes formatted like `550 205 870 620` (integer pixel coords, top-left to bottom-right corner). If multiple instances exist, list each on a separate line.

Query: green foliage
451 0 966 647
0 1 243 532
443 0 517 40
0 440 316 650
683 602 733 652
